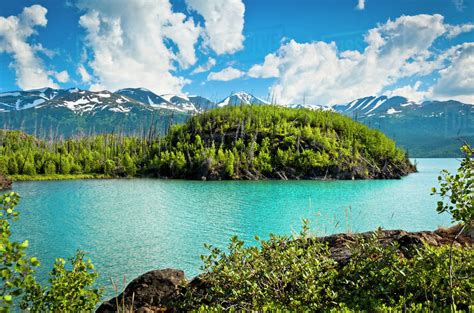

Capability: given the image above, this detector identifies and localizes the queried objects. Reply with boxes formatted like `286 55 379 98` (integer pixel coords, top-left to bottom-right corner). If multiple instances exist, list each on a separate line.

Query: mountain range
0 87 472 157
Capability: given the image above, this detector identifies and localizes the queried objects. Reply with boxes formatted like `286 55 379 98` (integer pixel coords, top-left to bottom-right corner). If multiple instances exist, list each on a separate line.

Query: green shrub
336 232 473 311
24 252 102 312
0 192 39 309
178 223 473 312
0 192 103 312
432 144 473 225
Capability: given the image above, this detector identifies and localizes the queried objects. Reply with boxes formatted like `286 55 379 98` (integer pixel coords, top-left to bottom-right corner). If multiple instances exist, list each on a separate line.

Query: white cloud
248 14 473 105
54 70 70 83
77 0 201 94
431 43 474 103
208 67 244 81
185 0 245 55
356 0 365 10
77 64 92 82
248 54 280 78
385 81 428 102
445 23 474 39
191 57 216 74
0 5 61 89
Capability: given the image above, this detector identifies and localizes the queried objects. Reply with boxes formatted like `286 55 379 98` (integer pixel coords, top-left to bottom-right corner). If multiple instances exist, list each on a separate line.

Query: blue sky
0 0 473 104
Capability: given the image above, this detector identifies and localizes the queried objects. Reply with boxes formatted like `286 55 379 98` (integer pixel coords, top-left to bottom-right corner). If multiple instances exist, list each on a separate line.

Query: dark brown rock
0 174 12 190
96 268 186 313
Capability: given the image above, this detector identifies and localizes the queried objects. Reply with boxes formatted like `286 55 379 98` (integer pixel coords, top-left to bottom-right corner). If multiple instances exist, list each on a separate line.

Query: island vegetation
0 105 415 181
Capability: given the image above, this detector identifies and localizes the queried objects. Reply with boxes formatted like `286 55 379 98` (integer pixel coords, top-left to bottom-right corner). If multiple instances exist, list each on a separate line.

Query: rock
315 227 472 266
96 268 186 313
0 174 12 190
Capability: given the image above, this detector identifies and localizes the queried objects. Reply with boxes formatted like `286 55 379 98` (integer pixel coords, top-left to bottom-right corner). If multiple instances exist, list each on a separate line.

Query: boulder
96 268 186 313
0 174 12 190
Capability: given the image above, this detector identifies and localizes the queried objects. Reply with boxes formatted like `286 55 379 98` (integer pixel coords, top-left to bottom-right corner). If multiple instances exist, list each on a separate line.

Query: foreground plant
432 144 473 226
0 192 102 312
0 192 38 309
176 223 473 311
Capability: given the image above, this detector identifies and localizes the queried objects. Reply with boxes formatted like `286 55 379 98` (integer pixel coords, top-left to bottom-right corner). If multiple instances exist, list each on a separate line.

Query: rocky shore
97 226 473 312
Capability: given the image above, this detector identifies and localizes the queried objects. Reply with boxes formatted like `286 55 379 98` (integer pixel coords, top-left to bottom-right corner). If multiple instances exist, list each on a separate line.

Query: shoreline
10 174 115 182
9 170 419 183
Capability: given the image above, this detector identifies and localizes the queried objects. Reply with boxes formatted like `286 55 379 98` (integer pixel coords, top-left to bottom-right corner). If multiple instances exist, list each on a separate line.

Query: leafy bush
177 223 473 312
0 192 39 309
0 192 102 312
432 144 473 225
24 252 102 312
336 233 473 311
181 222 338 311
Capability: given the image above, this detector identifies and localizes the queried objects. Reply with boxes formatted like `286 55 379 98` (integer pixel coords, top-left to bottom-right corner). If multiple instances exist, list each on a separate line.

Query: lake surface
10 158 457 296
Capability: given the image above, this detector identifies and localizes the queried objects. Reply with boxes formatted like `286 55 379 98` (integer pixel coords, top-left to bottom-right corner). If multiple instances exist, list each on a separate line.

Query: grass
10 173 114 182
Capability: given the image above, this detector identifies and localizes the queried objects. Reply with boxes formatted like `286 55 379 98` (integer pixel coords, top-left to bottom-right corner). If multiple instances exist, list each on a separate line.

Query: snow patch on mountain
217 92 269 107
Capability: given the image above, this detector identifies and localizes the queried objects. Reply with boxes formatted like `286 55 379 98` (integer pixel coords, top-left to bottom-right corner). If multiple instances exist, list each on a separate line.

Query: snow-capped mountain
188 95 216 111
288 103 333 111
0 87 190 139
0 88 153 115
160 94 197 112
116 88 170 106
331 95 473 157
332 96 418 117
42 88 154 115
0 88 62 111
0 88 273 115
217 92 269 107
332 95 473 119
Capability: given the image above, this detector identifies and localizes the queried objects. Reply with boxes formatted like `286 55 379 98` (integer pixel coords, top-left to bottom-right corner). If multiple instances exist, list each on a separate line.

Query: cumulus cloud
0 5 63 89
191 57 216 74
356 0 365 10
248 14 473 105
208 67 244 81
248 53 280 78
445 23 474 38
431 43 474 103
77 0 201 94
185 0 245 55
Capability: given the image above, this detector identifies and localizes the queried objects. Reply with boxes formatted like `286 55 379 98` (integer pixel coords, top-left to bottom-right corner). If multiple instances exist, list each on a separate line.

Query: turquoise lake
10 158 458 296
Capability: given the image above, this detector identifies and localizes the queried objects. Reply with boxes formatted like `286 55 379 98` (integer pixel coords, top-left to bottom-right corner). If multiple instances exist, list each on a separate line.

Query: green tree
44 160 56 175
7 158 18 175
122 153 136 176
104 159 116 175
224 150 235 178
22 160 36 176
60 157 71 175
0 157 8 174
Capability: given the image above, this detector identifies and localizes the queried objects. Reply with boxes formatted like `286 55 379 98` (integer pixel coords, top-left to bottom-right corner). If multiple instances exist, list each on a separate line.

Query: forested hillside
0 106 415 180
158 106 415 179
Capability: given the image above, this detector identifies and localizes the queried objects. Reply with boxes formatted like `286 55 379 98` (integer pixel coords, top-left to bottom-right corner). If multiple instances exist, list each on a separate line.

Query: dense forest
0 105 415 180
